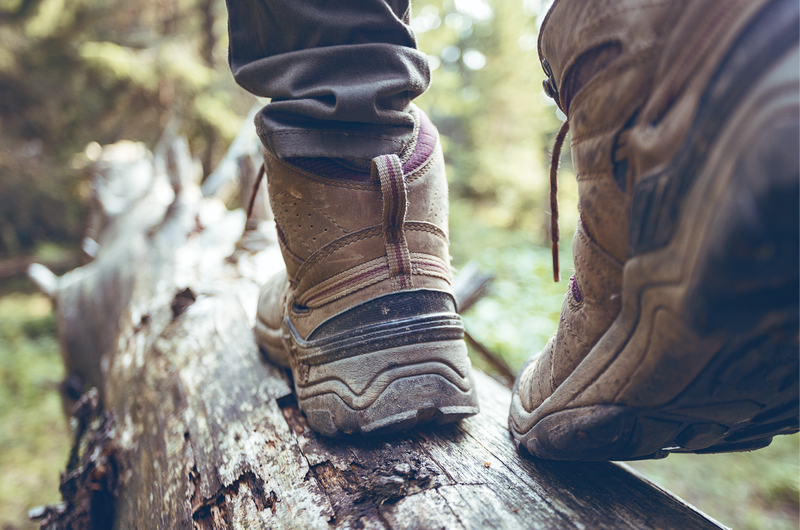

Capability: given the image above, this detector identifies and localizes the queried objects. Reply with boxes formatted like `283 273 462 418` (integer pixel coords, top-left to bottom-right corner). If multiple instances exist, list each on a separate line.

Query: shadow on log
30 125 728 530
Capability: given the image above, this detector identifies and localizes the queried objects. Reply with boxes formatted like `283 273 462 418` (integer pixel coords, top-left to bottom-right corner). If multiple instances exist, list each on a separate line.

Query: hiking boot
509 0 799 460
255 107 479 437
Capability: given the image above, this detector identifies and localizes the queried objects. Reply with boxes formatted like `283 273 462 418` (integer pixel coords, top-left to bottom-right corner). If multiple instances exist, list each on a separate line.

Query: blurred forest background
0 0 797 529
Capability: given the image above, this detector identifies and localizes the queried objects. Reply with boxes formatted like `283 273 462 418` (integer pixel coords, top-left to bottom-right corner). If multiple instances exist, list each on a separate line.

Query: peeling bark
35 389 121 530
33 126 728 530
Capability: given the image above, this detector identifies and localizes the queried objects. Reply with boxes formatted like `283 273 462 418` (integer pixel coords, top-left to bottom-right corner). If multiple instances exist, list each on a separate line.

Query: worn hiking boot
509 0 799 460
255 107 479 436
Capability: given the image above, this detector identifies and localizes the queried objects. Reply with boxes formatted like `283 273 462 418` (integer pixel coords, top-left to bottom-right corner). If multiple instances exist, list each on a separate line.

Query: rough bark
32 127 728 530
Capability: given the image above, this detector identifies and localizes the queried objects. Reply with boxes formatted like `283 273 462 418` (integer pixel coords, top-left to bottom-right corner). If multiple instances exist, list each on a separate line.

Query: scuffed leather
629 0 773 182
258 106 454 343
540 0 690 263
520 0 690 413
520 222 623 411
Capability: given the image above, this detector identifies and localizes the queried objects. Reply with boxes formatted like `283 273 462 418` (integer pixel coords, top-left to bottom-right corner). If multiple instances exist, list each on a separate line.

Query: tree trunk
31 128 727 530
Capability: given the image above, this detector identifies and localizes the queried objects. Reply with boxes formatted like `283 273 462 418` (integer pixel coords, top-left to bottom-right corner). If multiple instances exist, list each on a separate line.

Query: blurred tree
0 0 253 257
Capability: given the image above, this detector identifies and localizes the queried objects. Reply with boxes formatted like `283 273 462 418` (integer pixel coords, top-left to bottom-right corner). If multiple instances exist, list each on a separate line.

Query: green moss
0 290 70 530
629 435 799 530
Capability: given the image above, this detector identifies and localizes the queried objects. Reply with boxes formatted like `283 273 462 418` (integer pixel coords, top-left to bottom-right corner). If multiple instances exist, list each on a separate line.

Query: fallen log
31 127 727 529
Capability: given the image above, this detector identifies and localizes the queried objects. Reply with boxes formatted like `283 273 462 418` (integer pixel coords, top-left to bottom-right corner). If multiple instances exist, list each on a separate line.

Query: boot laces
246 162 266 221
549 118 570 282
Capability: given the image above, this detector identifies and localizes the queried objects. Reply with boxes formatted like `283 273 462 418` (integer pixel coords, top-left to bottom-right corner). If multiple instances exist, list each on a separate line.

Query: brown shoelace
549 118 570 282
246 163 266 221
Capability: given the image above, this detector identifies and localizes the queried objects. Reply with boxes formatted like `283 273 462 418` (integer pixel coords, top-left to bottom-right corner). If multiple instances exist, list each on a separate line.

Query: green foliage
449 200 572 371
0 290 69 530
628 435 800 530
414 0 570 244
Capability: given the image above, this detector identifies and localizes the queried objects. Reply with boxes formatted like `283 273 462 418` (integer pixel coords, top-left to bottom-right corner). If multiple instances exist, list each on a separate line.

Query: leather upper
628 0 773 181
539 0 691 262
261 107 454 340
518 0 777 414
521 0 688 412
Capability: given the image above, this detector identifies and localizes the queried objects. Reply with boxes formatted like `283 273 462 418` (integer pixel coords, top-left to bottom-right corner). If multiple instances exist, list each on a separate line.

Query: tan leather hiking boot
256 107 479 436
509 0 799 460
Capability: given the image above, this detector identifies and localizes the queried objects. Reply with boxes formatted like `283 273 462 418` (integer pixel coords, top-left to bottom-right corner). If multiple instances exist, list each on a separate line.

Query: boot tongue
276 109 438 183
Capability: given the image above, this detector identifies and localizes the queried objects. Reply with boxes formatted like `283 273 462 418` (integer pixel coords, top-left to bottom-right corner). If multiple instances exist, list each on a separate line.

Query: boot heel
284 290 479 436
295 340 479 437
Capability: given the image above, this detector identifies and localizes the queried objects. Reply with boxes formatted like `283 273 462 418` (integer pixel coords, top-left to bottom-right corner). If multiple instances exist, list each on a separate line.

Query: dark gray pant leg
225 0 430 165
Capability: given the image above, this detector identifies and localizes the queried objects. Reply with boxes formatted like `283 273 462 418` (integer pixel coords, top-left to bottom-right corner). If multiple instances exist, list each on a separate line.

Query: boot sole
511 0 799 460
298 346 479 438
271 291 479 437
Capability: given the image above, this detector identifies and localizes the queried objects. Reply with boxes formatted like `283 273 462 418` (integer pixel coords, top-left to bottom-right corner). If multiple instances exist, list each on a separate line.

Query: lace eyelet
543 78 557 99
541 58 559 101
542 58 553 77
291 302 310 315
